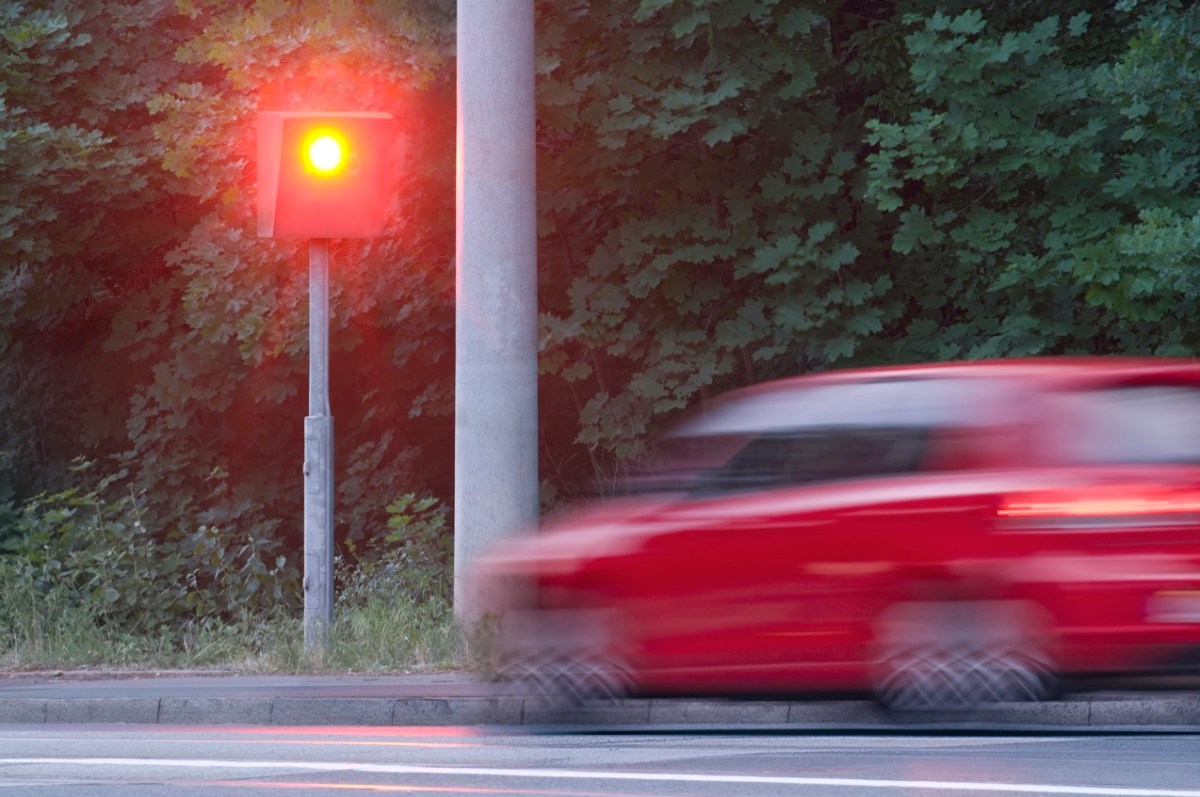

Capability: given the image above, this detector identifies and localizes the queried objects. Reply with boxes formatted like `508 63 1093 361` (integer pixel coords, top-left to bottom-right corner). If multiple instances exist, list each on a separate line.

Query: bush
1 462 189 634
176 521 301 622
0 468 462 672
0 461 301 636
339 493 453 608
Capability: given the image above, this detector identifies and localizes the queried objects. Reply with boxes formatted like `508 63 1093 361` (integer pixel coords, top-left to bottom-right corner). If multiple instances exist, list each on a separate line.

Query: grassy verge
0 590 466 674
0 481 467 674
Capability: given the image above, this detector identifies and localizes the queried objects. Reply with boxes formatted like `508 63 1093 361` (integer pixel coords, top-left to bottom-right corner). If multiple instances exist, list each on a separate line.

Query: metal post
304 238 335 651
455 0 539 618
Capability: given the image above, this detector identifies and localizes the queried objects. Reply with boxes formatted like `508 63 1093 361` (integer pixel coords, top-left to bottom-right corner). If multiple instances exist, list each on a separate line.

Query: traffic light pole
304 237 334 652
257 112 394 652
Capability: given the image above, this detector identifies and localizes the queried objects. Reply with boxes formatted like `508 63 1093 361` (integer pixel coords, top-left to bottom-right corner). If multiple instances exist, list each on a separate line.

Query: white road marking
1 758 1200 796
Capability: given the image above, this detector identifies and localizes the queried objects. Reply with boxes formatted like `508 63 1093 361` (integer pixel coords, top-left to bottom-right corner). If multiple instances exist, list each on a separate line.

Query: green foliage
2 0 1199 617
3 462 188 634
0 476 458 672
533 0 1200 496
0 1 201 501
0 557 109 666
177 521 301 620
864 2 1200 359
1 0 458 601
0 460 300 639
125 0 458 560
327 594 461 671
536 0 903 488
339 493 452 606
0 555 461 672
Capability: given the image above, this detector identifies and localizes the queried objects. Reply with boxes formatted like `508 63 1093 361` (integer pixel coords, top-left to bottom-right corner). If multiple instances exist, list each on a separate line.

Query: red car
471 358 1200 709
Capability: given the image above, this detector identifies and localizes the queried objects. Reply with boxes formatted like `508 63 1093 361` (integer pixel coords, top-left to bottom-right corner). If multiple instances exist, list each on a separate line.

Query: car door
618 378 999 692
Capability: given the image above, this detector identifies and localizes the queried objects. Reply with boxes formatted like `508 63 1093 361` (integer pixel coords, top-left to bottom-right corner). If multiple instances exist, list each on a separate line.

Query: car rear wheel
501 652 632 705
493 608 632 706
873 600 1056 711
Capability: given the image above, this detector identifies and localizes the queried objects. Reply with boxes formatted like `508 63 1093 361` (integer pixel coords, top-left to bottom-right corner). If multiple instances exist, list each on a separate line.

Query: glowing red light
999 486 1200 518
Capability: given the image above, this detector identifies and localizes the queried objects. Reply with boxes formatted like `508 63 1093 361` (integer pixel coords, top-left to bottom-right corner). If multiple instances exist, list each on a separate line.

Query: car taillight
998 484 1200 529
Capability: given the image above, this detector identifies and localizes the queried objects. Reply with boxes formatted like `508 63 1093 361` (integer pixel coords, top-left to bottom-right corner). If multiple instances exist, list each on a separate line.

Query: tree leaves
0 1 200 503
3 0 1198 549
1 1 457 580
133 0 458 561
535 0 1200 499
865 2 1199 360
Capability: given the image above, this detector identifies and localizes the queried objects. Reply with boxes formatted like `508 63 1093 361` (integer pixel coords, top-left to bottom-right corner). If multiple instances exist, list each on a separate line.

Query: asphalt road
1 724 1199 796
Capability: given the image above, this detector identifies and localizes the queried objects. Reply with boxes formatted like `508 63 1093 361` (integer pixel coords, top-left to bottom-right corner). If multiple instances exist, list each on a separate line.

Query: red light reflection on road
183 726 483 749
198 779 687 796
210 726 481 739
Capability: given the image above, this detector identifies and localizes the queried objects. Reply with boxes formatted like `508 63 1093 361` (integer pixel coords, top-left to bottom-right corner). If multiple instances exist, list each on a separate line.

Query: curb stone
0 694 1197 729
0 673 1196 729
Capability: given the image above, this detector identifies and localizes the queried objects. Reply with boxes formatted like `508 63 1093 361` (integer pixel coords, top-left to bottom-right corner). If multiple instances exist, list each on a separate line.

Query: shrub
1 462 189 634
339 493 453 608
0 460 300 636
0 474 462 672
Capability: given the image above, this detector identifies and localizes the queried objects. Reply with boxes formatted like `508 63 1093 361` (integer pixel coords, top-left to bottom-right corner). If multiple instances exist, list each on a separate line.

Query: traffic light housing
257 111 396 238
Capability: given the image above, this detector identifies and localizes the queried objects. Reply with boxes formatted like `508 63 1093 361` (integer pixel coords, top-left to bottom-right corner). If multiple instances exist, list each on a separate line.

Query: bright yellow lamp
302 129 347 175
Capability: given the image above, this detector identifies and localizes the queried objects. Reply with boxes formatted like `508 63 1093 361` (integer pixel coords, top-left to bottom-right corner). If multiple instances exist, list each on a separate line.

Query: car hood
477 494 679 577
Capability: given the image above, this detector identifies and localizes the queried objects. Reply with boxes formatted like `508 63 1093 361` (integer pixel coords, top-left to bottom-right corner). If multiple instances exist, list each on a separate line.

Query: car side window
628 376 989 498
689 426 930 496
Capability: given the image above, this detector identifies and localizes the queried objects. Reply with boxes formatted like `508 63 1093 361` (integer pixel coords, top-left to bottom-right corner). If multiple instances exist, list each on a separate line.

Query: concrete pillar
454 0 539 618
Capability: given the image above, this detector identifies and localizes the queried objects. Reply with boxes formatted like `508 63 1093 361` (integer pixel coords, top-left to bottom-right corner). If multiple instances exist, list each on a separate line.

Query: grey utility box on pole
455 0 540 618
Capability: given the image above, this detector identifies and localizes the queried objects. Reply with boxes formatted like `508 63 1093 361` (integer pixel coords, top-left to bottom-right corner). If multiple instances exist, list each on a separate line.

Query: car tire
493 608 632 706
872 600 1056 711
503 653 631 705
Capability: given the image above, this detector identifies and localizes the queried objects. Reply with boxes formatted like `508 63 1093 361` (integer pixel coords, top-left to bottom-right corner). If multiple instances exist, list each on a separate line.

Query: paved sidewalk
0 671 1198 730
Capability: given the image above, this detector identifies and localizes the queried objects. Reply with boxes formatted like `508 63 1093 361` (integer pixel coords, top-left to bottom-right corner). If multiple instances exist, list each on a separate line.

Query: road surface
0 724 1198 796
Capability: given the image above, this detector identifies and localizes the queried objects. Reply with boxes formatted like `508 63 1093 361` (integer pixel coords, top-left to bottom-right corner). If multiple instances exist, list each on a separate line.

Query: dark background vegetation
0 0 1197 640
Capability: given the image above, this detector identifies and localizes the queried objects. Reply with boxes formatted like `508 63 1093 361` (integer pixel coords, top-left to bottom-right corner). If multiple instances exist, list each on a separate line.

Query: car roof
670 357 1200 437
749 357 1200 393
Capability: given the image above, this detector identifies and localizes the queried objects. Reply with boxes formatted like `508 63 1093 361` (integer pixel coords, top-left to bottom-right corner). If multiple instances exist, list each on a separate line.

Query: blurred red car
471 358 1200 709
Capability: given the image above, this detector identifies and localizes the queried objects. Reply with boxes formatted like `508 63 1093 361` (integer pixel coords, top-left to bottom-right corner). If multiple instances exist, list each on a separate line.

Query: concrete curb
1 694 1197 730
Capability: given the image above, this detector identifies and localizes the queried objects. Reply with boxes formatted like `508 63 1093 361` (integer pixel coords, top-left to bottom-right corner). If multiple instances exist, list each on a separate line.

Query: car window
689 426 930 496
620 433 752 494
620 377 994 496
1060 385 1200 464
672 378 980 437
